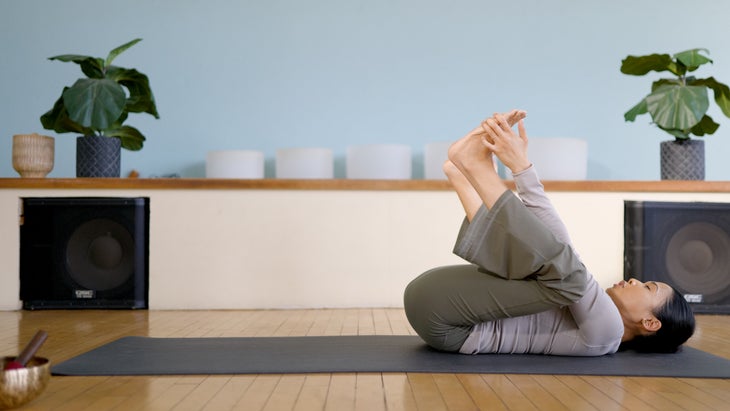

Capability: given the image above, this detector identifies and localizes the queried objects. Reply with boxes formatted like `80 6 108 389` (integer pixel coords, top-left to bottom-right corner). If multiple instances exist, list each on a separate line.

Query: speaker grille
66 218 135 291
625 200 730 313
20 197 149 309
664 222 730 303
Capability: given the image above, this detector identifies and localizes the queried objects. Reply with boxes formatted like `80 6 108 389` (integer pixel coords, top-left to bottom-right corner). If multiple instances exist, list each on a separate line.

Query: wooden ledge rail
2 178 730 192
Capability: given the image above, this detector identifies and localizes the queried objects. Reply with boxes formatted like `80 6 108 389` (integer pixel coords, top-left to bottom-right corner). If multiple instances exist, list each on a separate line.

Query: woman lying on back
404 110 695 355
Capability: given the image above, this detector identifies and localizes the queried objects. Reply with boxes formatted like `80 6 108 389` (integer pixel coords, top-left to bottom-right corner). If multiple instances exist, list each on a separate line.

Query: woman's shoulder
585 279 624 335
570 279 624 335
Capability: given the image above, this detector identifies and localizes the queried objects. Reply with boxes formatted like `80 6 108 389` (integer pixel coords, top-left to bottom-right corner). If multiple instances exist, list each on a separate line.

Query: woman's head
607 278 695 353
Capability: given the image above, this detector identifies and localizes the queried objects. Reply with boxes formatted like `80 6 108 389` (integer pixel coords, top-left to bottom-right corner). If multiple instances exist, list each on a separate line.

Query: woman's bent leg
403 265 474 351
404 191 589 352
403 262 579 352
454 190 588 306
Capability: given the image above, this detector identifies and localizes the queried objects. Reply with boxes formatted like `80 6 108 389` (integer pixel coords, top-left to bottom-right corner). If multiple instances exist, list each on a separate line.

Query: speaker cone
625 200 730 313
665 221 730 303
65 218 135 291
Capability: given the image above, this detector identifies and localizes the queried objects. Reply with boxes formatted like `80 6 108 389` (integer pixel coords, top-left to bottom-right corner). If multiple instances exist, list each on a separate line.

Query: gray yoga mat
52 335 730 378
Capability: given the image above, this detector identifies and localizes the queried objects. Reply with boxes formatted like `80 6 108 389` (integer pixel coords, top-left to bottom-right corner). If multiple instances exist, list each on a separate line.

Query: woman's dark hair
619 288 696 353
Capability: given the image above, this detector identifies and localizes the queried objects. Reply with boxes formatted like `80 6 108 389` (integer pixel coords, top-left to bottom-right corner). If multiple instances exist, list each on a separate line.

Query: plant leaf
62 78 126 130
108 111 129 130
692 77 730 118
49 55 105 78
105 38 142 68
651 78 679 92
624 98 648 122
674 48 712 72
106 66 159 117
44 38 158 149
40 91 95 135
105 125 145 151
645 84 708 130
621 54 673 75
689 114 719 136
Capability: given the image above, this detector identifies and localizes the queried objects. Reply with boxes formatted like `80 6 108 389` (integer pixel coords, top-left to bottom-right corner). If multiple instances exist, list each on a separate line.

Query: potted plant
40 38 159 177
621 48 730 180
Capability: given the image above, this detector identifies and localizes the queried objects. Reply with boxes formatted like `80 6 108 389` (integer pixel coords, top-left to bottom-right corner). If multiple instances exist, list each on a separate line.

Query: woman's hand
481 114 531 174
502 109 527 127
463 109 526 140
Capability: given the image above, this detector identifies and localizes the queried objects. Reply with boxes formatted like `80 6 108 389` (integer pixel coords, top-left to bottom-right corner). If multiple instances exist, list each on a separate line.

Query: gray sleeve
512 165 573 247
548 279 625 356
460 279 624 356
511 167 623 354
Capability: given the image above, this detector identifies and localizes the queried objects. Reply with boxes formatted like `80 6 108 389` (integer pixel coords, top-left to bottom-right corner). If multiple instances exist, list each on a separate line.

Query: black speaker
20 197 149 309
624 200 730 314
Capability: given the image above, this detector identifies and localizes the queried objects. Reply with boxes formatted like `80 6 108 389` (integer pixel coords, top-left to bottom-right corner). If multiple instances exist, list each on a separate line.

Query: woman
403 110 695 356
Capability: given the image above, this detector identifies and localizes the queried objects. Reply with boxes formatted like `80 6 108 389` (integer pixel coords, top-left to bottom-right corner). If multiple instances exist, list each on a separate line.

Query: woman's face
606 278 674 324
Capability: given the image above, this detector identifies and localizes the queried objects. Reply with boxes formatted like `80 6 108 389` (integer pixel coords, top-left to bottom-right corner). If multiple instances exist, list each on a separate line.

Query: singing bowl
0 357 50 410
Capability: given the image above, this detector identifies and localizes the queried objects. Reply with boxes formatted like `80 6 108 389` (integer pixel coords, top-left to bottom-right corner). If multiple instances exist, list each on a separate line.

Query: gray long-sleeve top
458 166 624 356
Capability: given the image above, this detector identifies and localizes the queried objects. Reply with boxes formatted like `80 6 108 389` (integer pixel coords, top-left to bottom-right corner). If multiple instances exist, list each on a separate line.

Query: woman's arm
444 109 527 221
512 166 573 246
481 114 574 247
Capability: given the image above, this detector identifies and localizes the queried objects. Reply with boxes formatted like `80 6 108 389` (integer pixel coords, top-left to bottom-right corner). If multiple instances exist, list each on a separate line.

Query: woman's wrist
507 159 532 175
508 161 532 176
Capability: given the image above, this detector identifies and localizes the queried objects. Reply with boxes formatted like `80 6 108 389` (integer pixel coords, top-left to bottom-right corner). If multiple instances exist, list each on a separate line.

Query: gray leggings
403 190 588 352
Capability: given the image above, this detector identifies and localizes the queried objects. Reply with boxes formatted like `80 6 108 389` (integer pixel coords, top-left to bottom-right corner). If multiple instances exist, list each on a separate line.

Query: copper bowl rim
1 356 51 372
1 356 51 409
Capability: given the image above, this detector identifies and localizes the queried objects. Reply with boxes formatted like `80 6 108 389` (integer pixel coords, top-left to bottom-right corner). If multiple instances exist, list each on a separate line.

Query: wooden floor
1 309 729 411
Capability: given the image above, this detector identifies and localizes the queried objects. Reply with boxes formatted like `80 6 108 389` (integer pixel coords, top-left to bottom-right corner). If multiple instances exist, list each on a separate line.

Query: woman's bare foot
452 110 527 161
501 109 527 128
448 111 525 209
447 110 526 172
480 110 526 146
447 125 495 175
482 114 532 174
443 160 483 220
447 126 508 210
442 159 461 178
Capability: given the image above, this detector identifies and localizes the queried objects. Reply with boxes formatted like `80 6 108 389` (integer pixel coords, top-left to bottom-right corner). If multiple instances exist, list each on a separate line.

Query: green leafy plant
40 38 159 150
621 48 730 140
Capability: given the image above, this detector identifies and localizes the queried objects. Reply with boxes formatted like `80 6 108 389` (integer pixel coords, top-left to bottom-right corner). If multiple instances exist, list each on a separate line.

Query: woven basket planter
76 136 121 178
660 140 705 180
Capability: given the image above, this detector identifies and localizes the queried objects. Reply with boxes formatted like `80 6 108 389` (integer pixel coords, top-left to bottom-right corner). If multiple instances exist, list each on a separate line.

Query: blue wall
2 0 730 179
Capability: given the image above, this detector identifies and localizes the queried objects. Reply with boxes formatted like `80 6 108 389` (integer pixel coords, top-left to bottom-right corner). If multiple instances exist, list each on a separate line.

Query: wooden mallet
4 330 48 370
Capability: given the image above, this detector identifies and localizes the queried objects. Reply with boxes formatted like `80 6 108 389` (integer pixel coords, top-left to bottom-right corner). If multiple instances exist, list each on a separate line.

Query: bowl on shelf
275 147 333 179
206 150 265 179
346 144 412 180
12 133 55 178
1 357 51 410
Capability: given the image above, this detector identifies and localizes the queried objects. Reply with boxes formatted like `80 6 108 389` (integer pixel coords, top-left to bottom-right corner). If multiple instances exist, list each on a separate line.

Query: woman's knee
403 266 474 352
403 269 437 322
404 266 459 312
